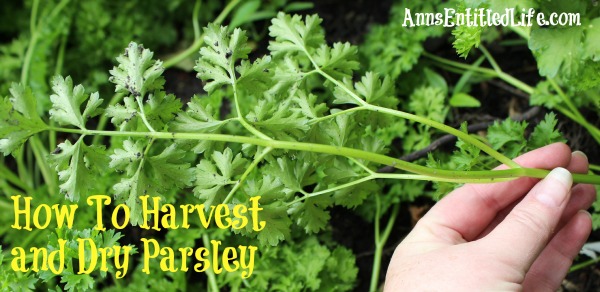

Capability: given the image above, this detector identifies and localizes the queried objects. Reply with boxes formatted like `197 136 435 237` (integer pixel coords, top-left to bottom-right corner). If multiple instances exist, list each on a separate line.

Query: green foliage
452 24 483 58
528 113 567 149
403 86 448 152
429 113 566 198
0 83 47 155
0 246 38 291
40 229 136 292
361 1 446 79
225 236 358 291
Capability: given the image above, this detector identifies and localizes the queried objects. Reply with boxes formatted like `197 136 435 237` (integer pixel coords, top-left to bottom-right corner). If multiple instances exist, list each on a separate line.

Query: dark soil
163 0 600 291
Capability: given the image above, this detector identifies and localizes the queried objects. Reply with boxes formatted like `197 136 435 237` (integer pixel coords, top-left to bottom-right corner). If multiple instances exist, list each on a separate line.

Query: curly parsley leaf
41 229 136 292
0 246 38 291
487 119 528 159
144 91 181 130
361 1 444 78
194 148 248 206
289 195 332 233
109 139 145 173
318 247 359 291
245 236 356 290
530 81 562 108
333 72 396 108
528 112 566 149
314 42 359 80
453 25 483 58
105 96 138 130
268 13 324 55
247 95 310 140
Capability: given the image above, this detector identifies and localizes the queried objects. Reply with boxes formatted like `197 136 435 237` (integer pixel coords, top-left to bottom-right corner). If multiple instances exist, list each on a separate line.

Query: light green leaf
247 95 310 140
314 42 359 80
195 24 251 93
452 25 483 58
0 84 47 155
268 13 324 55
229 0 261 28
50 76 103 129
289 195 332 233
194 148 247 206
487 119 528 158
9 83 41 120
528 112 566 149
171 96 226 133
584 18 600 61
109 42 165 96
146 144 195 192
356 72 396 107
236 56 273 92
145 91 181 130
105 96 138 130
254 201 292 246
529 27 583 78
424 67 448 93
109 139 145 174
449 93 481 107
49 139 107 201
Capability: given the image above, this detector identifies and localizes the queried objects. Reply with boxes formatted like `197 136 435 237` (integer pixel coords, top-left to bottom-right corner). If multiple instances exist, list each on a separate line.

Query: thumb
479 167 573 273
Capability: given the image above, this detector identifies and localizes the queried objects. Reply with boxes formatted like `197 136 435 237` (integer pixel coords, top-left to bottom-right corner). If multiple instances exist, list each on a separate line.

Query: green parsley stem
370 198 399 292
570 257 600 273
365 104 520 168
163 0 242 69
202 234 220 291
192 0 203 41
287 175 376 206
222 146 273 204
47 127 600 185
308 106 368 125
29 136 57 195
306 49 518 168
423 52 533 94
0 162 34 194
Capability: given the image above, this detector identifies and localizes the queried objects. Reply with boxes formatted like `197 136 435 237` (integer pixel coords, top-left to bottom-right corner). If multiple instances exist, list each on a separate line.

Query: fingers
475 151 592 239
417 143 572 244
522 210 593 291
566 150 589 174
555 184 596 230
481 168 573 274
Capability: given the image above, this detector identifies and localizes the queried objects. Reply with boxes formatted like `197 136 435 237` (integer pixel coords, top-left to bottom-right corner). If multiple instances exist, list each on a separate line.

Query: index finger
419 142 573 243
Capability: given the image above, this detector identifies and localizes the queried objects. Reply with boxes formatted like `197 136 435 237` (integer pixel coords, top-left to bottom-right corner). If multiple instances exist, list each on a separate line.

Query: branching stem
47 126 600 185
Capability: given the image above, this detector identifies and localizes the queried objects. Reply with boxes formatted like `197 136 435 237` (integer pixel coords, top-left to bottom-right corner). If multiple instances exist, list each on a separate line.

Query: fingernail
536 167 572 207
573 151 588 160
578 209 592 220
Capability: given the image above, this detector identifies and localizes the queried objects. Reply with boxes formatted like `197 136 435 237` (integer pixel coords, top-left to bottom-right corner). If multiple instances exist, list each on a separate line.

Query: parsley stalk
304 46 519 168
370 198 399 292
47 127 600 185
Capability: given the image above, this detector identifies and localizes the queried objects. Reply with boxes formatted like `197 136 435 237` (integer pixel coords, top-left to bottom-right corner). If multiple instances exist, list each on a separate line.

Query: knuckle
510 208 551 235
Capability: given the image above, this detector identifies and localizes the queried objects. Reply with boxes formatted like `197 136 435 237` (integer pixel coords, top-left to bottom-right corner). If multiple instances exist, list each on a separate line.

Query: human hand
385 143 597 291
